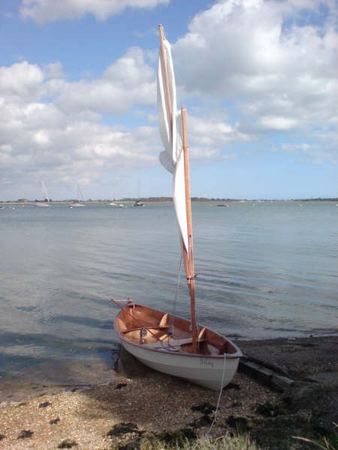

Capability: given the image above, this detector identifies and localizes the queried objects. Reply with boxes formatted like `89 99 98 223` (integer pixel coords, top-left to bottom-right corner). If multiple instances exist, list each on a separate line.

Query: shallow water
0 201 337 382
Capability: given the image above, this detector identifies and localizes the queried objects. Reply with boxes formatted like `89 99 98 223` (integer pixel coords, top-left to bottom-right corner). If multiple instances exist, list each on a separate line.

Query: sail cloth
157 37 189 252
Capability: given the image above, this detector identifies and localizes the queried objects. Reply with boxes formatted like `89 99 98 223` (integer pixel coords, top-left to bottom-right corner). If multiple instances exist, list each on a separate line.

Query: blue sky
0 0 337 200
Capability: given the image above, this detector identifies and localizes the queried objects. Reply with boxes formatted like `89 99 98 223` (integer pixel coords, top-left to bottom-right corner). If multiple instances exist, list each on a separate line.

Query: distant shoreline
1 197 338 205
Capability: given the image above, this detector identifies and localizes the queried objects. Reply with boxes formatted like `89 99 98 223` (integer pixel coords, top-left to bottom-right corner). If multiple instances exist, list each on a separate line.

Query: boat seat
159 313 171 329
143 339 190 351
143 336 206 351
122 326 169 335
198 327 206 340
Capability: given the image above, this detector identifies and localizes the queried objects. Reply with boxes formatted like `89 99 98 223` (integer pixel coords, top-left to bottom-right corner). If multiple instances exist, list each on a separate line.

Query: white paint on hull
121 340 240 390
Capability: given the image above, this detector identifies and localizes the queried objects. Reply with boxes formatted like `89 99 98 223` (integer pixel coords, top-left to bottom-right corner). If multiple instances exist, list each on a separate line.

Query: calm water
0 202 337 383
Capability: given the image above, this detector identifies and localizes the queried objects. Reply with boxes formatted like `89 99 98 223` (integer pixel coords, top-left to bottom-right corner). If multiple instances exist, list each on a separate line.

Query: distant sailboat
133 200 144 207
35 181 50 207
110 202 125 208
114 25 241 390
69 184 85 207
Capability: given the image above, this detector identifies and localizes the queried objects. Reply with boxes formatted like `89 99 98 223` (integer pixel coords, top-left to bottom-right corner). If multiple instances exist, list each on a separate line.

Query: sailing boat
69 184 85 207
35 181 50 207
114 25 241 390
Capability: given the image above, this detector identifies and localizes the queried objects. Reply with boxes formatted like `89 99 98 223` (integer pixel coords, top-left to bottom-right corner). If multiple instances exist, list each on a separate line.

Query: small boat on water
34 202 49 207
69 202 85 208
133 200 144 207
35 181 51 207
114 25 241 390
110 202 125 208
69 184 86 207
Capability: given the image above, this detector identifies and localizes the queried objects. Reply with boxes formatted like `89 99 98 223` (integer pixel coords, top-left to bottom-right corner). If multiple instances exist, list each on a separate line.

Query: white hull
121 340 240 390
35 202 50 207
69 203 85 207
115 303 241 391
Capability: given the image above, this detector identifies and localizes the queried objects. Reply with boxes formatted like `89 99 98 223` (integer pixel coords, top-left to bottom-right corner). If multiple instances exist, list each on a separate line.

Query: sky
0 0 337 200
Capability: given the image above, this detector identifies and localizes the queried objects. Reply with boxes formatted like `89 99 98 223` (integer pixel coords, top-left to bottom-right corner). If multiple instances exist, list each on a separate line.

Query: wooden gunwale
114 304 242 360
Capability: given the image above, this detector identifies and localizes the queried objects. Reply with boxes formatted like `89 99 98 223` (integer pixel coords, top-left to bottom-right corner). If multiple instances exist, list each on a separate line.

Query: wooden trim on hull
114 303 242 361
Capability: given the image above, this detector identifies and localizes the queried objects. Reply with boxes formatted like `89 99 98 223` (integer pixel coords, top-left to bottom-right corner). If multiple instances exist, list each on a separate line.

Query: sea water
0 202 337 383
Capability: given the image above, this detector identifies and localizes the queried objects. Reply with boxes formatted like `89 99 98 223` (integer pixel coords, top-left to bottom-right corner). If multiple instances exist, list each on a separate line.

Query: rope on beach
206 352 227 436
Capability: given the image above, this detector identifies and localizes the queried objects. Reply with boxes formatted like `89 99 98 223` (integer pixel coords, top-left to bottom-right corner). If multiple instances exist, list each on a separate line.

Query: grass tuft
138 433 261 450
294 424 338 450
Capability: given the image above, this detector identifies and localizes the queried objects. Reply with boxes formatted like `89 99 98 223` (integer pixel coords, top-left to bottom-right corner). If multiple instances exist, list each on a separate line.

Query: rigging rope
206 353 227 436
171 253 183 317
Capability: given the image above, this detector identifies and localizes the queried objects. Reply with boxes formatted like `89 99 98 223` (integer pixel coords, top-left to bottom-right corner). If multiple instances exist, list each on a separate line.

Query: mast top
159 24 167 43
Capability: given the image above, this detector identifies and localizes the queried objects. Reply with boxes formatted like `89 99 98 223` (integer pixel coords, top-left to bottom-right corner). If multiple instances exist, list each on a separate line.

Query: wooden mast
159 25 198 353
181 107 198 352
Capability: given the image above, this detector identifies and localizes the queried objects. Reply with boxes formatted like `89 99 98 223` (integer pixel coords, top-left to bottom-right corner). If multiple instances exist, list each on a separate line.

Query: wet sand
0 336 337 449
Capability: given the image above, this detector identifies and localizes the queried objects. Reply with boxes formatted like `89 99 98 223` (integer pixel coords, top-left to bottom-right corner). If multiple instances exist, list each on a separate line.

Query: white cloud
173 0 338 140
0 56 160 197
280 141 338 164
20 0 169 23
3 0 338 199
0 62 44 100
187 115 248 160
57 48 156 114
260 116 298 131
0 59 243 198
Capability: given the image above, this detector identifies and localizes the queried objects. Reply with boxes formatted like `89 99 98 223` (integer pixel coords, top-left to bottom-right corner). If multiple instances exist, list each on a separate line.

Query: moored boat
115 302 241 390
114 25 242 390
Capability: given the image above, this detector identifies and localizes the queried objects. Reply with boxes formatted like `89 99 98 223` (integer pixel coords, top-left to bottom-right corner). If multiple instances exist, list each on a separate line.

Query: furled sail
157 36 189 252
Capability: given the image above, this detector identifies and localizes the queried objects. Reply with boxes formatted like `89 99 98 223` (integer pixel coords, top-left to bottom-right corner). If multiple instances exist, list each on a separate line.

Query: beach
0 335 337 449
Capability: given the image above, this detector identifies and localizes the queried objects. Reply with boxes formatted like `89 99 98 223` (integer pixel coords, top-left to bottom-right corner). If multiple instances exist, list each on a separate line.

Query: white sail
41 181 49 202
157 37 189 251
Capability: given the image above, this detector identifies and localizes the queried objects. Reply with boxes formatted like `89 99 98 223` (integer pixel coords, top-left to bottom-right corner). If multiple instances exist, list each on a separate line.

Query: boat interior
115 303 239 356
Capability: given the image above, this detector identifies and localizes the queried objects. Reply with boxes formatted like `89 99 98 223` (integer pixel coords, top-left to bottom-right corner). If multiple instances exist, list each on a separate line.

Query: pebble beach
0 336 337 449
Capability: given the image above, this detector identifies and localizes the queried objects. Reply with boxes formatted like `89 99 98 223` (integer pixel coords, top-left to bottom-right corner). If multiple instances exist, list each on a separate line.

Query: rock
57 439 78 448
50 417 60 425
191 402 216 415
226 416 250 432
155 428 197 446
227 382 241 390
180 428 197 440
192 415 213 427
39 401 51 408
256 402 283 417
232 400 242 407
107 423 139 438
0 434 5 441
118 439 140 450
17 430 34 439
